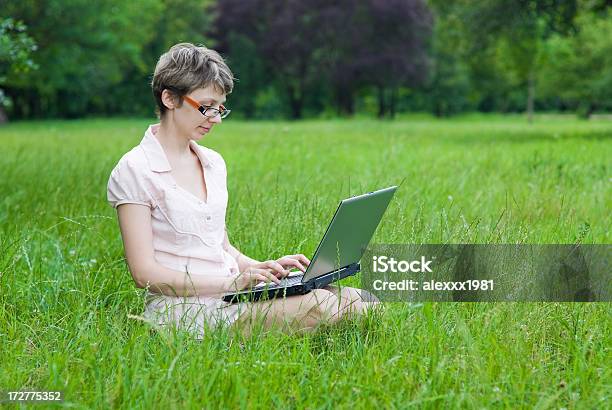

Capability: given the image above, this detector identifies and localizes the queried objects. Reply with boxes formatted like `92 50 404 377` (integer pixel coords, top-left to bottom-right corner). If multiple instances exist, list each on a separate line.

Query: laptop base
222 263 360 304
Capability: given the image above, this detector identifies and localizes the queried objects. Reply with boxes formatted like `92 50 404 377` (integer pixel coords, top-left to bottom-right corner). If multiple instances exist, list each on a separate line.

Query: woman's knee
297 288 343 325
324 285 382 315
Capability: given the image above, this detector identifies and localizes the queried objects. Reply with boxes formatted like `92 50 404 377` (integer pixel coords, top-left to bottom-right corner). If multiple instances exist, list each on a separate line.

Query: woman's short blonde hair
151 42 234 119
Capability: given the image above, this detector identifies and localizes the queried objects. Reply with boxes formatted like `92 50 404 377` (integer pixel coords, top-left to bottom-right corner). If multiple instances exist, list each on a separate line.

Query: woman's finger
279 257 306 272
250 272 271 286
264 260 287 276
251 273 267 284
273 268 290 278
256 269 281 285
285 254 311 266
293 254 311 266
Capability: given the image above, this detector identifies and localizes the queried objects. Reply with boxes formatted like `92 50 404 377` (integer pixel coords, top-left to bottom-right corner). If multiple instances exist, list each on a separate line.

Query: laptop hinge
305 262 361 290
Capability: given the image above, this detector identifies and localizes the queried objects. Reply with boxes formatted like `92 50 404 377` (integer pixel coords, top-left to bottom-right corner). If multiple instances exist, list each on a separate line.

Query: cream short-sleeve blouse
107 123 245 338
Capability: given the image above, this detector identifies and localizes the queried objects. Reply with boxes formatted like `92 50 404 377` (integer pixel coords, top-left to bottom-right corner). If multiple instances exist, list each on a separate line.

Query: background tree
2 0 611 120
447 0 578 122
538 7 612 117
213 0 432 119
214 0 332 119
3 0 162 118
358 0 432 118
2 0 215 119
111 0 216 118
0 18 37 123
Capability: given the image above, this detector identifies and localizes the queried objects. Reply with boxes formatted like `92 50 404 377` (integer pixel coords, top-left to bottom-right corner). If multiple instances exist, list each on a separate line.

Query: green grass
0 115 610 409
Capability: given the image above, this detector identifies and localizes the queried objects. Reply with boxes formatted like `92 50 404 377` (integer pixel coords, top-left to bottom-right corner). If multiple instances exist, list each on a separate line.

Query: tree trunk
586 103 594 119
377 86 386 118
0 105 7 124
389 87 398 119
343 89 355 116
526 69 535 124
286 84 302 119
335 85 355 116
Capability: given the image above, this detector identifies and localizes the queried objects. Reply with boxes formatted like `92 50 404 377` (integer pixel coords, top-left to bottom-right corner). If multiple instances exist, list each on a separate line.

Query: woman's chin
192 131 206 140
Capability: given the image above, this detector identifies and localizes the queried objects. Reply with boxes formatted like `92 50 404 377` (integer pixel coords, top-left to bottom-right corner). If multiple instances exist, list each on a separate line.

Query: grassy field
0 115 610 409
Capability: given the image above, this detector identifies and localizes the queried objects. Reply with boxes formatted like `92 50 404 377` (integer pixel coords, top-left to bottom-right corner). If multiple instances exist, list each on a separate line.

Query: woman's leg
232 288 348 336
322 285 382 317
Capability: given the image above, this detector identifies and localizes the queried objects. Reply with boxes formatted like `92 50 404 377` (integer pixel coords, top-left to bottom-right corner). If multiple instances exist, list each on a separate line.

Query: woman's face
162 84 226 141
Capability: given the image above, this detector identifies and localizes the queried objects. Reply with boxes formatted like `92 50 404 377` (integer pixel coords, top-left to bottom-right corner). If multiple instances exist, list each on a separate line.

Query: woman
107 43 378 339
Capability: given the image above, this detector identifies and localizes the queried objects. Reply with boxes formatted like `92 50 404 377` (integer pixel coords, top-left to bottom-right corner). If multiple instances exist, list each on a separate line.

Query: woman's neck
155 121 192 162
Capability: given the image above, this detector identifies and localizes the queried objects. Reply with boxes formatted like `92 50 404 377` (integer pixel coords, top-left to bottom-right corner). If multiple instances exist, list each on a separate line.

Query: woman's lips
198 126 210 133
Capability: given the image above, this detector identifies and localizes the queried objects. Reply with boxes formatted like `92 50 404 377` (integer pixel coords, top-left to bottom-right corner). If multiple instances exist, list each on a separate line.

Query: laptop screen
302 186 397 281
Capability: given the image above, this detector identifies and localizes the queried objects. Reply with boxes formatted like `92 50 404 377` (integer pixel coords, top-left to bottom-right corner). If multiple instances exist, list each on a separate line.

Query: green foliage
222 33 267 119
0 18 37 82
0 17 38 109
1 1 611 120
435 0 579 117
154 0 214 50
3 0 217 118
538 9 612 116
3 0 163 117
103 0 216 118
418 6 472 116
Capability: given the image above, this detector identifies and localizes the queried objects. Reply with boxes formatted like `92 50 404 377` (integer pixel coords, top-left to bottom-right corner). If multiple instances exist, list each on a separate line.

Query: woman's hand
275 254 311 274
228 254 311 291
230 260 287 291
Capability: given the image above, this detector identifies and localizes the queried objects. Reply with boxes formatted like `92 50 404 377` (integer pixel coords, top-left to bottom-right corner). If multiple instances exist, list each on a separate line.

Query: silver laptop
222 186 397 303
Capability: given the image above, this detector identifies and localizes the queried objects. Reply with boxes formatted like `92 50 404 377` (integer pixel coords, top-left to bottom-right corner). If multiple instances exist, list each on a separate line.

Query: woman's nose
208 114 222 124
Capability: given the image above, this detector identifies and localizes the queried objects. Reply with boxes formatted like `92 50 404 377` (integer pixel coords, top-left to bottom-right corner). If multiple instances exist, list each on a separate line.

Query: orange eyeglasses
183 95 231 119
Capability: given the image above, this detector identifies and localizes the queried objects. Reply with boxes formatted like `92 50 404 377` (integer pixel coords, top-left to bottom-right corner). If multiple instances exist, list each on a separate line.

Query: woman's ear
161 89 178 110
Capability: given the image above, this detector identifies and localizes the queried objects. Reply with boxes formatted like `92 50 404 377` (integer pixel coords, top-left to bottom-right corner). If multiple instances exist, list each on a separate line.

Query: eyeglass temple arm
183 95 227 113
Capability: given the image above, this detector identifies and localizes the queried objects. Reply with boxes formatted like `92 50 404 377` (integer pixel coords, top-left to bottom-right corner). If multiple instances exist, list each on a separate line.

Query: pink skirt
142 292 248 339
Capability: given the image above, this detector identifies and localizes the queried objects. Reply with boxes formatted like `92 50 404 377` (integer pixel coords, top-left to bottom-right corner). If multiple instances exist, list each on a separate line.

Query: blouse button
206 215 212 221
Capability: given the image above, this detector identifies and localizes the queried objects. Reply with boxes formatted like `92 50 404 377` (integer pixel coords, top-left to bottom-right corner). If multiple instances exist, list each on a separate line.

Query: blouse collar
140 123 212 173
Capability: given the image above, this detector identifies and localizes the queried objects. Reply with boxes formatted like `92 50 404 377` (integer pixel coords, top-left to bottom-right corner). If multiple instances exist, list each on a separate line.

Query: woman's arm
116 204 284 297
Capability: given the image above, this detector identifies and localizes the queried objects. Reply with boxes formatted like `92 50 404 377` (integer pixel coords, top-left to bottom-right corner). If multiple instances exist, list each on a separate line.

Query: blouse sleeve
107 160 153 209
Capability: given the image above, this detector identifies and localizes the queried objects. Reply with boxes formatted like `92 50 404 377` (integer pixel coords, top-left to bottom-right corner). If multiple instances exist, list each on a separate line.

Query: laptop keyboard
254 274 303 289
